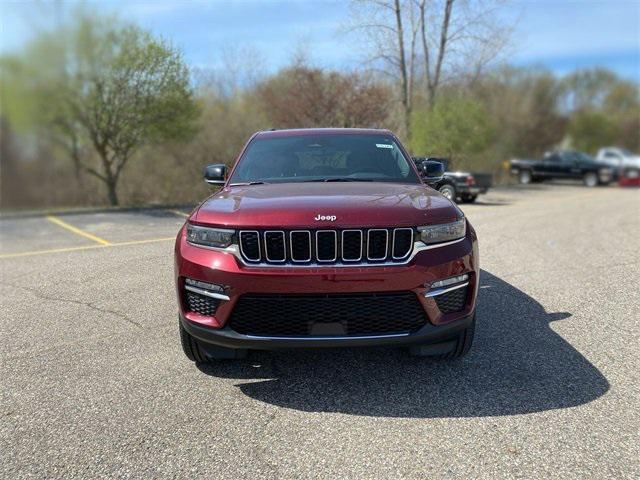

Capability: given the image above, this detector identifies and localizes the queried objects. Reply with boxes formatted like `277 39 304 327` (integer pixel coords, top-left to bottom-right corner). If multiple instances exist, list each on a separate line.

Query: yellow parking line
46 215 111 245
167 209 189 218
0 237 174 259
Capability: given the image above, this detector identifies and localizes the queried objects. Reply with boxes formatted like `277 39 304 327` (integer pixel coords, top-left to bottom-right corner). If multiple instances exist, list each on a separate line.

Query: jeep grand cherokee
175 128 479 362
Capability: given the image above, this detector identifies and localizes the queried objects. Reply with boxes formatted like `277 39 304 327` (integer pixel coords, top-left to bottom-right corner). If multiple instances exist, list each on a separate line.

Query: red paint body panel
193 183 457 228
618 176 640 187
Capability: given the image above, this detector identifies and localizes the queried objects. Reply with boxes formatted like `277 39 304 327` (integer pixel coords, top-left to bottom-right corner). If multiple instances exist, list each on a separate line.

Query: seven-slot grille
238 228 414 265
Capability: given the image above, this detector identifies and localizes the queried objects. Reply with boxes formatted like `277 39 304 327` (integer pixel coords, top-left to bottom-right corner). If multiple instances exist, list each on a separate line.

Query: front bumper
175 223 479 347
457 185 487 195
619 170 640 187
180 310 475 349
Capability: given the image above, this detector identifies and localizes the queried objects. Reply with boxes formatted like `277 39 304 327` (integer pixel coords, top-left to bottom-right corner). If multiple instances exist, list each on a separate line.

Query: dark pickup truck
509 150 613 187
413 157 492 203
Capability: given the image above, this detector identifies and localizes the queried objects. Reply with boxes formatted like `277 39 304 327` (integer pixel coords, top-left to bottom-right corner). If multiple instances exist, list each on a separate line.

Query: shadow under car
196 270 609 418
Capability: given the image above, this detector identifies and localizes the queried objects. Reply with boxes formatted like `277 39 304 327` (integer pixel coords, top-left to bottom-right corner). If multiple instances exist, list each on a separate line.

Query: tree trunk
428 0 454 107
106 179 119 206
394 0 411 137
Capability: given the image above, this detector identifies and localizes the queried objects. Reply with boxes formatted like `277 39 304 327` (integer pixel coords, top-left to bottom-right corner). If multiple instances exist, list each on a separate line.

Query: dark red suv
175 128 478 362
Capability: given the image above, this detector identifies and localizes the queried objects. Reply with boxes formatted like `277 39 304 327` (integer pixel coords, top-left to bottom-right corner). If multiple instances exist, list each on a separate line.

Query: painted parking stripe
0 237 175 259
46 215 111 245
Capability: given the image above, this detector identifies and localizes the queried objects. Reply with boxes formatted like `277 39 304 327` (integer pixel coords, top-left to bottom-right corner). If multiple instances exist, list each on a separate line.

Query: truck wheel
583 172 598 187
461 194 477 203
408 314 475 359
518 169 532 184
438 184 456 201
179 320 247 363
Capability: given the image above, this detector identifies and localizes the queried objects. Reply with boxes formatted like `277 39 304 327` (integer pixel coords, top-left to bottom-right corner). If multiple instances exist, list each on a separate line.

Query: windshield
574 152 597 162
229 134 421 185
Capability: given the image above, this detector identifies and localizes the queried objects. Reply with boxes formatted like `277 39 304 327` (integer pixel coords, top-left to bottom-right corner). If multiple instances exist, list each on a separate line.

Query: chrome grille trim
367 229 388 261
315 230 337 262
289 230 312 262
231 236 463 268
238 231 261 261
392 227 414 260
236 227 454 266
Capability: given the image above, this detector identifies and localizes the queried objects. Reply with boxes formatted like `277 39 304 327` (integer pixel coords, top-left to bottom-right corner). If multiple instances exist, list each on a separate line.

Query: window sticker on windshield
376 144 393 149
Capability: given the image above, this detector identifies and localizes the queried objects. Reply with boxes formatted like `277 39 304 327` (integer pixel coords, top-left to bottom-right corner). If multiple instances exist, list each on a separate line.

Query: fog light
429 274 469 289
185 278 224 292
184 278 228 300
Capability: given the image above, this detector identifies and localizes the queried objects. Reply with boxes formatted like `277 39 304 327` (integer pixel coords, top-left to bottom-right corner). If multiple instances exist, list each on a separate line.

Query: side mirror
421 160 445 185
411 157 426 175
204 164 226 185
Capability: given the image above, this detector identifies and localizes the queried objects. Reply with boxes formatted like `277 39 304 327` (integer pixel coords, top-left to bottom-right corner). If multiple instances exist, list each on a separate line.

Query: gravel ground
1 183 638 479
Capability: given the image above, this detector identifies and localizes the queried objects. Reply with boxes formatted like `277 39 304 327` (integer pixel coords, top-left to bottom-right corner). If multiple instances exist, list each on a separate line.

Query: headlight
186 224 235 248
418 218 466 245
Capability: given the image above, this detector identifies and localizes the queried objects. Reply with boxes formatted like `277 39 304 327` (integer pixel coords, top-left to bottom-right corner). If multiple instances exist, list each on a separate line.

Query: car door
538 153 561 177
557 152 582 178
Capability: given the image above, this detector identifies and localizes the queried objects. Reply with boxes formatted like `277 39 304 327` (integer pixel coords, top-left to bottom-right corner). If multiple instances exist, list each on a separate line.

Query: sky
1 0 639 81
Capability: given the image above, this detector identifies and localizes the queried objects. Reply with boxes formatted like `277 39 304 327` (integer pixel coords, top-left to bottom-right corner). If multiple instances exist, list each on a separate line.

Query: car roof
255 128 394 139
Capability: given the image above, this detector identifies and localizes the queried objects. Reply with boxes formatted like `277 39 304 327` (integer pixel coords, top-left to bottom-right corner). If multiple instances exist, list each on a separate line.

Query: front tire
438 184 456 201
180 321 209 363
583 172 598 187
518 169 532 184
179 320 247 362
409 314 476 359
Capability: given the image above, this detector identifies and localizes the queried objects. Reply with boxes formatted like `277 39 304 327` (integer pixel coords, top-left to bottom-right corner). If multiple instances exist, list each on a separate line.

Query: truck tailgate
472 172 493 189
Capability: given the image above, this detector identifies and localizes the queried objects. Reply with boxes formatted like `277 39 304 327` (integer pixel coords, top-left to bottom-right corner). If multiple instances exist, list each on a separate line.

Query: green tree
560 68 620 112
473 67 566 158
603 82 640 151
1 12 198 205
409 96 495 163
560 68 640 152
568 112 619 154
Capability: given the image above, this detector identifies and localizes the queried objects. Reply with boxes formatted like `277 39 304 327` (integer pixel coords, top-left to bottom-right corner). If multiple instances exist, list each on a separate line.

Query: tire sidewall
439 184 456 200
519 169 532 184
584 172 598 187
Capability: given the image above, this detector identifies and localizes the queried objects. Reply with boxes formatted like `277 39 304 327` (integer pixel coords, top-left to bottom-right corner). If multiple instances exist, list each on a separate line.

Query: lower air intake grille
185 291 220 317
434 286 467 314
228 292 427 337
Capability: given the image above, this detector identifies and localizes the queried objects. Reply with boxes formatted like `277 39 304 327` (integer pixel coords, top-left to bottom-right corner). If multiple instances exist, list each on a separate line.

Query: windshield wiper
303 178 373 182
228 181 269 186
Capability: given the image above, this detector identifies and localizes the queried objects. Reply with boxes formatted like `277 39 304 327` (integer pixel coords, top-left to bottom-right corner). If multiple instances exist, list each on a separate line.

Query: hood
625 156 640 168
192 182 459 228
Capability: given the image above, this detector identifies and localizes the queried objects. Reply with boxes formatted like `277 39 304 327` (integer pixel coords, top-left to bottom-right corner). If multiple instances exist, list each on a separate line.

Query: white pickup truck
596 147 640 186
596 147 640 169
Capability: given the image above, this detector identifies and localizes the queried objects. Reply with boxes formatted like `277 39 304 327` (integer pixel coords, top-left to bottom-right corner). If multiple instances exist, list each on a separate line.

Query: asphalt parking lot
1 183 639 479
